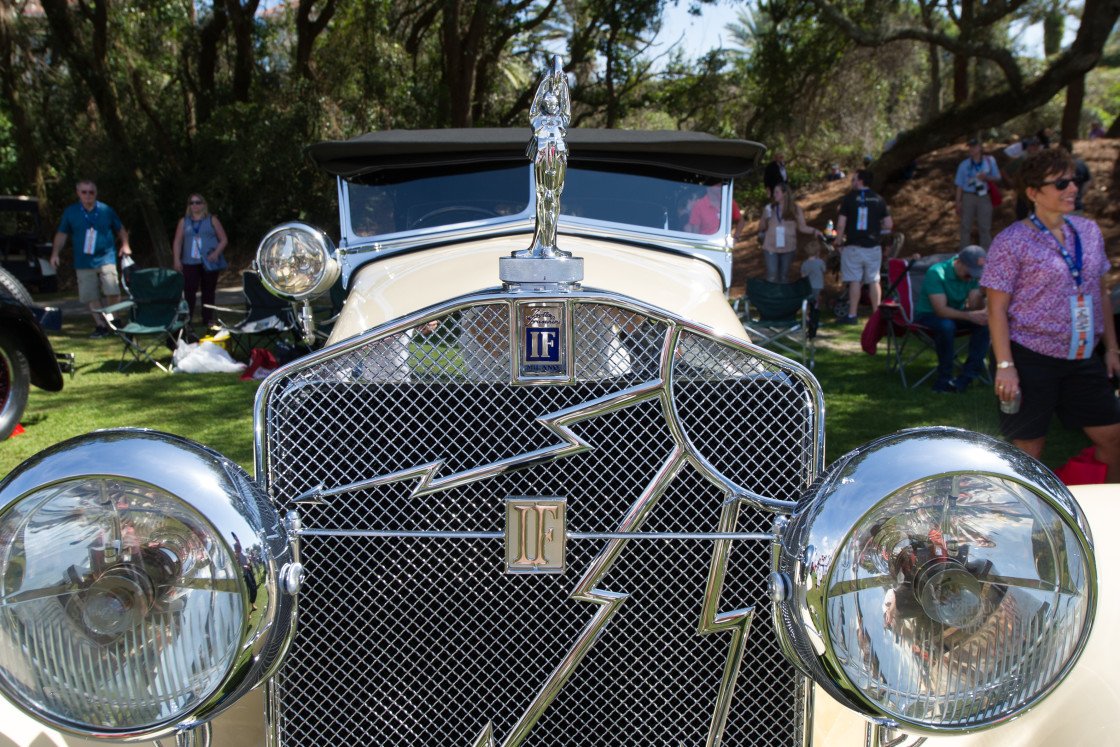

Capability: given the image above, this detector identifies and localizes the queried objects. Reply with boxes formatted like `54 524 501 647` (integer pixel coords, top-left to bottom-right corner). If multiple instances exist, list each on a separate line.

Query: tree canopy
0 0 1116 262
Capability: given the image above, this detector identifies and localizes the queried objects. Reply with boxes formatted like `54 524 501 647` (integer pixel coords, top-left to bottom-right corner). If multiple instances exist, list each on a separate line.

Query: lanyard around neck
81 203 99 226
1029 214 1083 289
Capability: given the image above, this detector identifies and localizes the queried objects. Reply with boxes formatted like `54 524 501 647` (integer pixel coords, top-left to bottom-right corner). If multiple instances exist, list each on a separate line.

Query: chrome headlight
0 430 298 740
256 222 340 300
774 428 1095 735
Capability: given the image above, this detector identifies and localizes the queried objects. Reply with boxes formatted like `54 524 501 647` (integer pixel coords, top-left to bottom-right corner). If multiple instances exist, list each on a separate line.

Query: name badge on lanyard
1069 295 1093 360
775 225 786 248
81 204 99 255
190 219 202 260
1030 214 1087 359
856 190 868 231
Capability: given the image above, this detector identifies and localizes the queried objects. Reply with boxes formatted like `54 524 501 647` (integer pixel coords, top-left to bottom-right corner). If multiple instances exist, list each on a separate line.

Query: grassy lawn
3 318 261 476
2 314 1093 479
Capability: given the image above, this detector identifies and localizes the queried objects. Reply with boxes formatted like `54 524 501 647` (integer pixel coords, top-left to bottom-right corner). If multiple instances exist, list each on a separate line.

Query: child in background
800 241 826 305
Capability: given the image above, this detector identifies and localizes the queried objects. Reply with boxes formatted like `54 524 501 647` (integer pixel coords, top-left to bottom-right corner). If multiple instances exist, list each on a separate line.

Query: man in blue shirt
954 138 1000 250
50 180 132 337
915 245 989 393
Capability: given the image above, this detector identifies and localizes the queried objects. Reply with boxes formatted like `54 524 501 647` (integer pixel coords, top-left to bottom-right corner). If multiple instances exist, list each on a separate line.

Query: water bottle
999 391 1021 414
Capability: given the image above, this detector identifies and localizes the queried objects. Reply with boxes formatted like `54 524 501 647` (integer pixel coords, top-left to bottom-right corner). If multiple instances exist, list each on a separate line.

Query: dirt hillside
730 138 1120 301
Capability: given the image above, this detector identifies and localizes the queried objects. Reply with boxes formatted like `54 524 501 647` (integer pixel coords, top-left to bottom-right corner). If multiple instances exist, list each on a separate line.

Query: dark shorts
997 341 1120 440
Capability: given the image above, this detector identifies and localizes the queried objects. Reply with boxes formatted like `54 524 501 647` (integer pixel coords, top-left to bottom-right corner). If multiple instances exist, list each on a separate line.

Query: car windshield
346 162 721 238
0 205 39 237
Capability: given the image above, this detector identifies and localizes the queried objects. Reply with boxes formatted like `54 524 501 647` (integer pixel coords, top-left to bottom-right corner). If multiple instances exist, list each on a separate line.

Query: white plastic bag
172 340 247 374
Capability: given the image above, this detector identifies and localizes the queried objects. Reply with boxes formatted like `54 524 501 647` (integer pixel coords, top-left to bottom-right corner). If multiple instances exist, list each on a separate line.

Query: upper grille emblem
516 302 571 382
506 498 566 573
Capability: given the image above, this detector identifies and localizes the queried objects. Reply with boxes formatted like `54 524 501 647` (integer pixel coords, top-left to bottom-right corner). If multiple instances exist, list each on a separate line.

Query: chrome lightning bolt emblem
294 325 776 747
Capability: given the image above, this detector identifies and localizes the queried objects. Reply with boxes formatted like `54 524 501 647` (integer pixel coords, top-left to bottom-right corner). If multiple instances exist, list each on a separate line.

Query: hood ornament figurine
499 56 584 288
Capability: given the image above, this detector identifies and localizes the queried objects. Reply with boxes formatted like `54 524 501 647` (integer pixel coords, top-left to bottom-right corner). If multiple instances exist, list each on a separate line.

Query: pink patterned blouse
980 216 1109 359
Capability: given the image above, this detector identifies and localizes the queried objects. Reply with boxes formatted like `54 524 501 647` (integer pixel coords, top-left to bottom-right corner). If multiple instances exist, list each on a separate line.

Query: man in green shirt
914 245 989 393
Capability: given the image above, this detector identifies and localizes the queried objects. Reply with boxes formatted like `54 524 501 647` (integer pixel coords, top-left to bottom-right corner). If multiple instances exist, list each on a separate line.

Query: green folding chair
737 277 816 369
99 268 188 373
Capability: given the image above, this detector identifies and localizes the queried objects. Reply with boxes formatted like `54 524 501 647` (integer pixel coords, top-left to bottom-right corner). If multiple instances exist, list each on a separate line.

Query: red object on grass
10 424 24 438
1054 446 1108 486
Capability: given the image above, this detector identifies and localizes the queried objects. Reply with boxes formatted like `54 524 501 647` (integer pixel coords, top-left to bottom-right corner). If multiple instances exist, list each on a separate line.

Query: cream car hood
328 236 748 345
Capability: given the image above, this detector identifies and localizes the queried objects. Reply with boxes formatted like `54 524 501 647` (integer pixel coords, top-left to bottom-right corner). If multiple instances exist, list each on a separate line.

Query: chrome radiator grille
259 295 822 746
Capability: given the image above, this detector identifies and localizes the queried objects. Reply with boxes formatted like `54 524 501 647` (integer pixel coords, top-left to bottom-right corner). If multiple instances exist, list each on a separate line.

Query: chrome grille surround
256 290 825 746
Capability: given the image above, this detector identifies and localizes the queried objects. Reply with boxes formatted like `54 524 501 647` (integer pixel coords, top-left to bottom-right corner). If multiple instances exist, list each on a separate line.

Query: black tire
0 266 35 308
0 332 30 441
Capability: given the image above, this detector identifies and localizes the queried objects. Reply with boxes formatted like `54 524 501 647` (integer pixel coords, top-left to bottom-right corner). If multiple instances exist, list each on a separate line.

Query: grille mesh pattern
263 299 817 746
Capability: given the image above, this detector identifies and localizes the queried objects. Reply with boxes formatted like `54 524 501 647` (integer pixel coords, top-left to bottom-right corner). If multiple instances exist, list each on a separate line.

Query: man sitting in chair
914 245 989 393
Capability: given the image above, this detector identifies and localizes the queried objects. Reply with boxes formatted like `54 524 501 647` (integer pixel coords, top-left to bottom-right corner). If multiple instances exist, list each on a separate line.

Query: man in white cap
914 245 989 393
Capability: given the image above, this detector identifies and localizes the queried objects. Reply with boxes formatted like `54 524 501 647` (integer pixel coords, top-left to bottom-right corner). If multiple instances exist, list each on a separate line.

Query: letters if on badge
506 498 566 573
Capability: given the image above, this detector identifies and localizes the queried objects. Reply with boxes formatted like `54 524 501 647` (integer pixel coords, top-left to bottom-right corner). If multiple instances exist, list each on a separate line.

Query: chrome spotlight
0 429 299 741
773 427 1096 734
256 222 340 301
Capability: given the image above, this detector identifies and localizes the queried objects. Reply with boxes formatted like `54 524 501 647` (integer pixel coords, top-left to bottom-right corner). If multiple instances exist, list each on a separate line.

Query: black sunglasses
188 200 203 205
1041 177 1075 190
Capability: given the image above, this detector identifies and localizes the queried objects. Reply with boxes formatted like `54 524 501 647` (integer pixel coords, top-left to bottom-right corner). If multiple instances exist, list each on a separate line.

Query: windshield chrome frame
334 174 738 289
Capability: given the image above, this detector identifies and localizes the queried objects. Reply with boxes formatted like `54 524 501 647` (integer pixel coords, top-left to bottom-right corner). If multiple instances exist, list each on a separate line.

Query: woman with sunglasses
171 193 228 331
981 147 1120 480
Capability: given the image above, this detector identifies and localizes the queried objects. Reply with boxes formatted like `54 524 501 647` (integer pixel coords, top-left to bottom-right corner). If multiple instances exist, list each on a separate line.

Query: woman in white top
757 182 822 283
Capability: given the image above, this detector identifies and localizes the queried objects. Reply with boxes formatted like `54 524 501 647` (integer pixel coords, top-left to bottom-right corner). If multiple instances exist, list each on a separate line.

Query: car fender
0 297 62 392
328 236 748 347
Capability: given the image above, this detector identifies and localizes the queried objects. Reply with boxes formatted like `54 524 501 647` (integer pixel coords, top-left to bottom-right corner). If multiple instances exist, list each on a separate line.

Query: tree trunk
295 0 338 81
227 0 260 103
952 0 973 104
1061 74 1085 140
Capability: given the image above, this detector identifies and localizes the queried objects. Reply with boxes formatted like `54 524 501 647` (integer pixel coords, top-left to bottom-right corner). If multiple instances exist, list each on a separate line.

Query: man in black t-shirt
834 170 892 324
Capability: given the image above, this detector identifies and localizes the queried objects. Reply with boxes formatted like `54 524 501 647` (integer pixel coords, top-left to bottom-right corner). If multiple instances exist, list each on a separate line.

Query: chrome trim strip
697 495 753 747
295 528 775 541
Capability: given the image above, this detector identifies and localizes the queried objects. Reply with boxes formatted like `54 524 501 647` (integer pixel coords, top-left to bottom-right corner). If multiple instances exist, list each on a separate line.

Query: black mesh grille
262 299 818 746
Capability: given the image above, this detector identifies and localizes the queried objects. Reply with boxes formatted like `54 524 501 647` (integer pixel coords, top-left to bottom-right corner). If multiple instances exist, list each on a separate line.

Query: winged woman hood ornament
499 56 584 288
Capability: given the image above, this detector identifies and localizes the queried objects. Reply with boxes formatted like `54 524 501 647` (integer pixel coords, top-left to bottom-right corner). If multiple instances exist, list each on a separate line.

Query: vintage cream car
0 63 1112 747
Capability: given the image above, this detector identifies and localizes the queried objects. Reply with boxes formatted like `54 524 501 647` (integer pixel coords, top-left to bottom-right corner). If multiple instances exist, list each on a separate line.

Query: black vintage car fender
0 275 63 394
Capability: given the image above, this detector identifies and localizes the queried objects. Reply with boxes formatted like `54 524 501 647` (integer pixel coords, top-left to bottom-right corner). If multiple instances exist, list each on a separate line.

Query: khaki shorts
840 245 882 284
76 264 121 303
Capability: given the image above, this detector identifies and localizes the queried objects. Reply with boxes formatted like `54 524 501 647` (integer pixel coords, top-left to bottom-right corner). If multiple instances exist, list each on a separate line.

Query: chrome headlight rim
775 427 1096 735
255 221 340 301
0 429 295 741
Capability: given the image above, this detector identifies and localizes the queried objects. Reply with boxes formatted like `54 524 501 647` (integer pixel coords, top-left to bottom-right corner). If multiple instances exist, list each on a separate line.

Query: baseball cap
958 245 986 279
967 137 980 146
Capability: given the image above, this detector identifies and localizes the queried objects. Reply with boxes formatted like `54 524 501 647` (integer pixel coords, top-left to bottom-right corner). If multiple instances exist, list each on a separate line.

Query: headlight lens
0 430 296 740
832 474 1091 727
256 222 339 300
774 428 1096 734
0 478 242 730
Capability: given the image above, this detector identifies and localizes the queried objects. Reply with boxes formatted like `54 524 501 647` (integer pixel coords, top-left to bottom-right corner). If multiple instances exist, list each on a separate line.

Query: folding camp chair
738 277 816 368
99 267 188 373
879 254 989 387
206 270 300 360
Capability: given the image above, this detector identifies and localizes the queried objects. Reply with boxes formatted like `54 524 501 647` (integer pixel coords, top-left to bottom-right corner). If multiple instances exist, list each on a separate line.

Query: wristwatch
997 361 1015 369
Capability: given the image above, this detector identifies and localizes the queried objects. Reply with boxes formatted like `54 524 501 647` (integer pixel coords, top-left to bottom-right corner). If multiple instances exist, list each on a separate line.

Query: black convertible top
307 128 765 180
